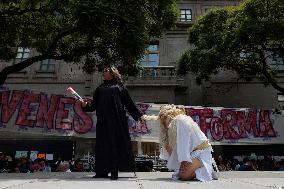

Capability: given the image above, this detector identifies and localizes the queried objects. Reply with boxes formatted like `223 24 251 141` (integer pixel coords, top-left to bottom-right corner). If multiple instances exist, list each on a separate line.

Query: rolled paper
66 86 83 100
141 114 159 121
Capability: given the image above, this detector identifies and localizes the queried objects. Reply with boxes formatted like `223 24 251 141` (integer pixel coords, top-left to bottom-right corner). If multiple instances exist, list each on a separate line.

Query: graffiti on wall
185 108 277 142
1 88 283 143
0 89 150 136
0 90 93 134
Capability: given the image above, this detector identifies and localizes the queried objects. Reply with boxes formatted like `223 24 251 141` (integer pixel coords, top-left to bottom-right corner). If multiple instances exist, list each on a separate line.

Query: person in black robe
81 66 142 180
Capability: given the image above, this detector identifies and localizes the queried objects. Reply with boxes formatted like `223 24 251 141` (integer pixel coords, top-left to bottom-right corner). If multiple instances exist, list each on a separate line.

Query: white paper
46 154 54 160
30 151 38 161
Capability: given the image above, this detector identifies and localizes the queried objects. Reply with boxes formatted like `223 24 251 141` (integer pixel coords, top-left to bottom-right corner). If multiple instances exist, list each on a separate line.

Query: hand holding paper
66 86 83 100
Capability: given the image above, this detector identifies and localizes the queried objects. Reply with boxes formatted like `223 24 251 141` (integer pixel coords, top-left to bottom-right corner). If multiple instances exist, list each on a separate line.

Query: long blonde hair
158 105 185 149
141 105 185 149
109 66 122 82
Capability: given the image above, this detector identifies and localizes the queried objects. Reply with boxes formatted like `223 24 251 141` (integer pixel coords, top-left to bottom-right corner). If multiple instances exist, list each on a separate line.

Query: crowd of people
0 153 87 173
1 151 284 173
215 155 284 171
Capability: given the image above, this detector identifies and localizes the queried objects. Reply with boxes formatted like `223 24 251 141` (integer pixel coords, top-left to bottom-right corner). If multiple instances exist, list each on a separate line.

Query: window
14 47 30 64
139 45 159 67
180 9 192 22
269 53 284 70
39 59 55 71
240 51 284 70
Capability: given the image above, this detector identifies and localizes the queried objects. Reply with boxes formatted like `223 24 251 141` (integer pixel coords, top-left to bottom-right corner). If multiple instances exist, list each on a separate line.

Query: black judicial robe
82 79 142 173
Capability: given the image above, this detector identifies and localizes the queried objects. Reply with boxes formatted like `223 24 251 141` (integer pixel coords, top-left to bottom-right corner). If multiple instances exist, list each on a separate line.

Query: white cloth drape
159 115 215 182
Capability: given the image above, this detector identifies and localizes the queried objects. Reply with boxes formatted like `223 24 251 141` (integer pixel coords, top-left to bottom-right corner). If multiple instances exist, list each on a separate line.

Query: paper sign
46 154 54 161
30 151 38 161
15 151 28 158
37 153 46 159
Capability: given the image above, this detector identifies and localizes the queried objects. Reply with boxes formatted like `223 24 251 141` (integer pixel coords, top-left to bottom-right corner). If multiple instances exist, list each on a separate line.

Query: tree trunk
0 73 8 87
259 48 284 94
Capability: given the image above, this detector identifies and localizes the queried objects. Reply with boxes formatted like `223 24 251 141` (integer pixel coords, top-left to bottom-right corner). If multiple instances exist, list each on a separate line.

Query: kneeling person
155 105 216 181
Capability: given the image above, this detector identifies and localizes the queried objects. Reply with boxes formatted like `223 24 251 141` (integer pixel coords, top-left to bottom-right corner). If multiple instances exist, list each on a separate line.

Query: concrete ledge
0 172 283 189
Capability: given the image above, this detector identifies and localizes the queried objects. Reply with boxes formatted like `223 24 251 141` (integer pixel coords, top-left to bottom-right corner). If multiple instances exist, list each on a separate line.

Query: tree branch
0 54 50 85
1 55 49 75
45 27 82 54
257 46 284 94
49 44 100 61
0 2 53 16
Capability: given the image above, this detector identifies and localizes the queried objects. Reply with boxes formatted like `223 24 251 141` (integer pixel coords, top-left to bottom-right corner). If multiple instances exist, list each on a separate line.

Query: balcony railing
125 66 181 86
138 66 176 78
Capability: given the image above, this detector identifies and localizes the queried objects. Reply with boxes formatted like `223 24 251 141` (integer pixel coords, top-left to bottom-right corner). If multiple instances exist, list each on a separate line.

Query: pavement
0 171 283 189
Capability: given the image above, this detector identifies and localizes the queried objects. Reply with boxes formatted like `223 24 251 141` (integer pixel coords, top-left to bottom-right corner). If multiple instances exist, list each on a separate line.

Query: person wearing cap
144 105 217 181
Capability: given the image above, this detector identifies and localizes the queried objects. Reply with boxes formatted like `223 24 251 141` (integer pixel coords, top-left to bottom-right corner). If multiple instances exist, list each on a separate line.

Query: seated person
57 161 71 172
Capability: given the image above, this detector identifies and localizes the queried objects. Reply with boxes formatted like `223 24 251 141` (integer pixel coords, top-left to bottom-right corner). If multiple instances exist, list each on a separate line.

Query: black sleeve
121 85 142 121
81 88 99 112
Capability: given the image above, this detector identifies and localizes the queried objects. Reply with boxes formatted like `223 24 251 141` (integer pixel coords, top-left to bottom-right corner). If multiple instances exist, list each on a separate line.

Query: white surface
0 172 283 189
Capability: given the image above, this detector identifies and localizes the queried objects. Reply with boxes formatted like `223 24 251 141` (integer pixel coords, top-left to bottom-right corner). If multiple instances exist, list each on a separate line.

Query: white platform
0 171 283 189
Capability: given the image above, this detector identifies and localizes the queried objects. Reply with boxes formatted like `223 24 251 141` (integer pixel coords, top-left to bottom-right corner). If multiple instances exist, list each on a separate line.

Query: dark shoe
93 173 109 178
110 171 118 180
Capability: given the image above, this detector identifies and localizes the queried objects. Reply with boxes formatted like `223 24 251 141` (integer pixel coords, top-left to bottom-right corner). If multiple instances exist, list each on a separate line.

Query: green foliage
178 0 284 92
0 0 178 83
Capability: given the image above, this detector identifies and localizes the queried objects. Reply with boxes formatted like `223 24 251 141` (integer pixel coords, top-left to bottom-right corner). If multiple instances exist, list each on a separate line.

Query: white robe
160 114 215 182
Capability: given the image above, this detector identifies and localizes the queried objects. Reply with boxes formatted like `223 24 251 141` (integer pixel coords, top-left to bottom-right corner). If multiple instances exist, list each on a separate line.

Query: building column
137 136 143 156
